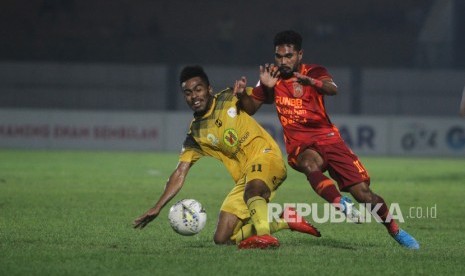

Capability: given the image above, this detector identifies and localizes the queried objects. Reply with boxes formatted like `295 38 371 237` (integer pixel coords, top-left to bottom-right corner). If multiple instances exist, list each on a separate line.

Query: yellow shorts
220 151 287 220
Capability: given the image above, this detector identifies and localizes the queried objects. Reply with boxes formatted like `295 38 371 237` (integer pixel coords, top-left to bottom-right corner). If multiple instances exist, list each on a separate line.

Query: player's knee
213 233 232 245
295 161 315 174
349 182 374 203
213 237 227 245
243 180 271 202
296 153 321 173
359 193 374 204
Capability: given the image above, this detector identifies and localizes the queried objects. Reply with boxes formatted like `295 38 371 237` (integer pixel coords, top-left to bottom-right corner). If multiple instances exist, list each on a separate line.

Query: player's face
274 44 303 79
181 76 213 115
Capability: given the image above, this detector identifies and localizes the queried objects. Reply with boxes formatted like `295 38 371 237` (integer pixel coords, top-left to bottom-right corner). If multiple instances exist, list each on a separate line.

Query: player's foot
391 229 420 250
280 207 321 237
339 196 364 223
238 234 280 249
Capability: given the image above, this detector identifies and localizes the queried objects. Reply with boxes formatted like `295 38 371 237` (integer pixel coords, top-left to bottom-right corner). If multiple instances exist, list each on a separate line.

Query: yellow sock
246 196 270 236
270 220 289 233
231 223 254 244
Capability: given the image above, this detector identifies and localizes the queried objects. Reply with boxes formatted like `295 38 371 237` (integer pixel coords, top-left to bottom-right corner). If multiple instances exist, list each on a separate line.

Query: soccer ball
168 199 207 236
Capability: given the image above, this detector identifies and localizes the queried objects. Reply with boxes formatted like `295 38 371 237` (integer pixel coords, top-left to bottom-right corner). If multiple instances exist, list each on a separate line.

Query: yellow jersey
179 88 283 182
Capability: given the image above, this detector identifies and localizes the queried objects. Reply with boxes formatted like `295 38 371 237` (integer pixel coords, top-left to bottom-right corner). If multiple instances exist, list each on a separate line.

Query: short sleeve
251 83 274 104
179 134 203 164
251 83 267 102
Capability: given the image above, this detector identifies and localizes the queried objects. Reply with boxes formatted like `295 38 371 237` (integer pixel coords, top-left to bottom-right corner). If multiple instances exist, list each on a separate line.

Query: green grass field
1 149 465 275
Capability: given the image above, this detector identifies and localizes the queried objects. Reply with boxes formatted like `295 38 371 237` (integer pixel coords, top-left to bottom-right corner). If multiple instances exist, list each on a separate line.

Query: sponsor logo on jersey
227 107 237 118
223 128 238 147
207 133 219 146
293 82 304 98
276 96 303 108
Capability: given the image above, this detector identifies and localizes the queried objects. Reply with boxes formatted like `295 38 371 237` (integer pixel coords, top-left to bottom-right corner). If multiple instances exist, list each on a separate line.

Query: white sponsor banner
332 116 389 155
164 112 194 153
1 109 464 156
389 117 465 156
0 109 164 151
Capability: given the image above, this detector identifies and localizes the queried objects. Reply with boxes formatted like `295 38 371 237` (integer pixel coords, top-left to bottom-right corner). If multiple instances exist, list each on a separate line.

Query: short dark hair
179 65 210 86
273 30 302 51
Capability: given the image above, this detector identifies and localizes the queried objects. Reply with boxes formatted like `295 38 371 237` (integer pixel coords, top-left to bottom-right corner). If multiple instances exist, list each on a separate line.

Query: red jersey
252 64 343 154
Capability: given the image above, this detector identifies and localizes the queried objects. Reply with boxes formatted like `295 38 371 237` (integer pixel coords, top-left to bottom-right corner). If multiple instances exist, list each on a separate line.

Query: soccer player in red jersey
234 30 419 249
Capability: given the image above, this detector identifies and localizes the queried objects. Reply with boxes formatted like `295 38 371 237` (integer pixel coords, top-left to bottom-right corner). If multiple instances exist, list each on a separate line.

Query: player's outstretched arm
133 161 192 229
259 64 280 89
257 64 279 103
294 72 338 96
233 76 263 115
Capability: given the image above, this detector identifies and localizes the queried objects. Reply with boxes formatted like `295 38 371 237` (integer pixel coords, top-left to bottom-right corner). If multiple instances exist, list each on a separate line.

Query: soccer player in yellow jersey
134 65 320 249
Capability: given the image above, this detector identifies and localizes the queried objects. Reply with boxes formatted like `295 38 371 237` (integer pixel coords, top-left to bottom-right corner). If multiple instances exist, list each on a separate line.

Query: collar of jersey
195 96 216 119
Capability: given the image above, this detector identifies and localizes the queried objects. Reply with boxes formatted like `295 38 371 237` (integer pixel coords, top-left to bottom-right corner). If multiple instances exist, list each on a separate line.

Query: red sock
374 196 399 234
306 171 341 204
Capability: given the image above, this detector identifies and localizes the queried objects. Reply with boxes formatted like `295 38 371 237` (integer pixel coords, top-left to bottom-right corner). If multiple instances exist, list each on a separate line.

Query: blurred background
1 0 464 112
1 0 465 67
0 0 464 154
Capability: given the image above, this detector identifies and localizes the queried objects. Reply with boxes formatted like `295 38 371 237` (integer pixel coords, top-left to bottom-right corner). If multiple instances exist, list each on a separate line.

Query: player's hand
293 72 313 86
259 63 279 88
133 208 159 229
233 76 247 98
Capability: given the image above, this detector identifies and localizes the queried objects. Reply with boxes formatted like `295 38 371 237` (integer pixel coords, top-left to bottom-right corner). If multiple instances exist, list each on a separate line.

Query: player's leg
217 178 252 245
327 142 419 249
218 177 281 246
243 178 272 236
213 209 293 245
347 182 398 233
347 182 419 249
329 147 394 229
243 152 287 236
213 210 241 245
238 178 282 249
228 152 319 247
230 208 321 244
292 147 361 221
294 147 343 204
217 180 280 249
238 153 287 249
